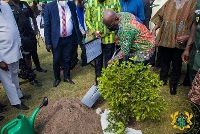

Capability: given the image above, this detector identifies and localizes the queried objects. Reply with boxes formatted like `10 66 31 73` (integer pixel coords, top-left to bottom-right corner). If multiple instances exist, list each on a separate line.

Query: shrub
97 59 167 134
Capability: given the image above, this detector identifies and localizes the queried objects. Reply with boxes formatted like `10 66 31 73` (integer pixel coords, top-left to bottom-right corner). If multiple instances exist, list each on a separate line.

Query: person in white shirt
0 0 31 110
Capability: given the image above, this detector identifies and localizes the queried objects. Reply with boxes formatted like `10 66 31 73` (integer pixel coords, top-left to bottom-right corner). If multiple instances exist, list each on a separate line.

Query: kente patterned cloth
85 0 121 44
151 0 197 49
113 12 155 62
188 69 200 105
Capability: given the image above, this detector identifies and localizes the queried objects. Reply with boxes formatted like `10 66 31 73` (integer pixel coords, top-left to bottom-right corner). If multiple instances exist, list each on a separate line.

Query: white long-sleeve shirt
0 1 22 64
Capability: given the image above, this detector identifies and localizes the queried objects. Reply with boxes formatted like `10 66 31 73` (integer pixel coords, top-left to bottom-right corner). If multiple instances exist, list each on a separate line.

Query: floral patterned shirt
113 12 155 61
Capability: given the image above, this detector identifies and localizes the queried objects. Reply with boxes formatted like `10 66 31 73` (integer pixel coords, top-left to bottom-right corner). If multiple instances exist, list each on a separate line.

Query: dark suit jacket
44 1 82 49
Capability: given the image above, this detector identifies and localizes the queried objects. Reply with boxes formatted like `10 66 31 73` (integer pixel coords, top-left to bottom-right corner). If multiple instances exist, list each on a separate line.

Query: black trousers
149 46 162 67
52 36 73 80
70 41 87 68
189 67 198 85
95 43 115 81
159 46 184 88
24 33 41 69
80 44 87 67
182 64 191 85
30 35 41 69
70 41 79 69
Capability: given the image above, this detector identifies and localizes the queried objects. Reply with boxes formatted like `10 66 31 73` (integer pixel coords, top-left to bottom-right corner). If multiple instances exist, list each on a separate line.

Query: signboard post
81 38 102 107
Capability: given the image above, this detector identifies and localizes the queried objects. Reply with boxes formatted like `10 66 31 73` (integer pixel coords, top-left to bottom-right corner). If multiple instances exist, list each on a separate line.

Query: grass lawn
0 39 193 134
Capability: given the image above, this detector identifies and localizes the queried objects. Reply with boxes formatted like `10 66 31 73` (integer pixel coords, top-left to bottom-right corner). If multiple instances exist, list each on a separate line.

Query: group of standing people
144 0 200 110
43 0 154 86
84 0 200 109
0 0 49 117
0 0 42 117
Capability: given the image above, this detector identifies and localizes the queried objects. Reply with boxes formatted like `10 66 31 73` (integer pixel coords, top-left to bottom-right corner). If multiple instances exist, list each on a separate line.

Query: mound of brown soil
35 98 102 134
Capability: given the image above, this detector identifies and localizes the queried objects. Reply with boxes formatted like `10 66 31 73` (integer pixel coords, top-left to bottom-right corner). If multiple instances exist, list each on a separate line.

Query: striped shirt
151 0 197 49
85 0 121 44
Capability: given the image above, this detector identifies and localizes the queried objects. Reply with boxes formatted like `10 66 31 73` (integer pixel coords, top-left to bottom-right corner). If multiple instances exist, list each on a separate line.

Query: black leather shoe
161 80 167 85
170 87 177 95
13 103 29 110
0 103 7 108
0 108 7 113
53 79 61 87
163 81 167 85
64 78 75 84
0 116 4 121
178 82 190 86
20 95 32 100
178 83 183 86
183 82 191 86
36 67 47 73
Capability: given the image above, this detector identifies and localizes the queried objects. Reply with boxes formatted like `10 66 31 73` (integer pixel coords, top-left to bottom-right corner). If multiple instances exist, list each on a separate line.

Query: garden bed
35 98 102 134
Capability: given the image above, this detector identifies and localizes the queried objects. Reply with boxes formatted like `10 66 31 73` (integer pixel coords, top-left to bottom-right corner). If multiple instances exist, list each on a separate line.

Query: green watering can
1 97 48 134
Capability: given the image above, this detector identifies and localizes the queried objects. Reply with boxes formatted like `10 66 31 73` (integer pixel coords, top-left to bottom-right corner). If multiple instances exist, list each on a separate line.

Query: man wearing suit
44 0 82 87
0 0 31 110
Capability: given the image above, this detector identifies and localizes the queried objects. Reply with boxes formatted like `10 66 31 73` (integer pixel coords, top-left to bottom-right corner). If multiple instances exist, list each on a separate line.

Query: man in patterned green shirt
85 0 121 83
103 9 155 64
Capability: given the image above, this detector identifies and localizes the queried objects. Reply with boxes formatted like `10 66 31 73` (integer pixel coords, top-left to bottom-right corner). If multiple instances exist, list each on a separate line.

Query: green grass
0 39 192 134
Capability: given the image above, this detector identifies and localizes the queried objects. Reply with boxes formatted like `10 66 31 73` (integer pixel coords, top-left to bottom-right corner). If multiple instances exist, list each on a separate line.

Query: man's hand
93 31 102 38
182 49 190 63
108 59 114 65
0 61 9 71
151 29 156 36
151 25 159 36
46 45 52 52
176 35 189 45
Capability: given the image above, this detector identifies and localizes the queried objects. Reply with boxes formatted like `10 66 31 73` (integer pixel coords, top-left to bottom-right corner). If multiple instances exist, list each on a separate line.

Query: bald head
103 9 120 31
103 9 116 26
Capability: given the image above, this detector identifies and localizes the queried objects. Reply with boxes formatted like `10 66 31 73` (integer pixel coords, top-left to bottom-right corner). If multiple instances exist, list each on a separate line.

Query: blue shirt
120 0 145 23
76 6 85 30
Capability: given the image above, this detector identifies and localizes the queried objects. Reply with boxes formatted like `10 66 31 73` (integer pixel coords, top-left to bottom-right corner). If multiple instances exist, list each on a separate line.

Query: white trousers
0 61 22 105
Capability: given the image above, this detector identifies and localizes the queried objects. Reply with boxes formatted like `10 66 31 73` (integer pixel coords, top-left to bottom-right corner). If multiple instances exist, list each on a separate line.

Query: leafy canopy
98 58 167 134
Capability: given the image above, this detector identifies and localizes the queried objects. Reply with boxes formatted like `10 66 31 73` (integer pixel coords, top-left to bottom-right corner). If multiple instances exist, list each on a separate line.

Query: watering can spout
1 97 48 134
29 97 48 128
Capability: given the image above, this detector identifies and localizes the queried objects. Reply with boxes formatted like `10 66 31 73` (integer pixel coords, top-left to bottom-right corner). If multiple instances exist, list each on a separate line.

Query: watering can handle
1 119 18 134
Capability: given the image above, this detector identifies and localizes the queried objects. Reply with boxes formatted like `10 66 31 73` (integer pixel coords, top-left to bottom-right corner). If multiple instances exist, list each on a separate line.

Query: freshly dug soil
35 98 102 134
